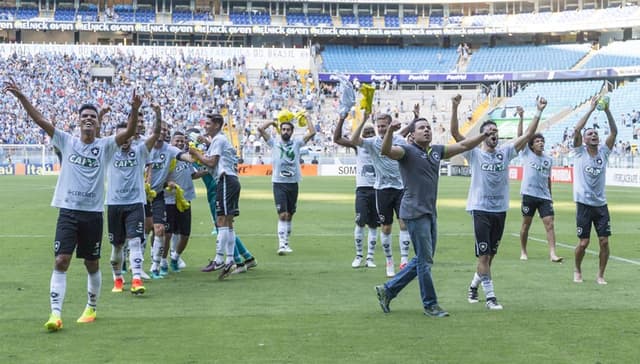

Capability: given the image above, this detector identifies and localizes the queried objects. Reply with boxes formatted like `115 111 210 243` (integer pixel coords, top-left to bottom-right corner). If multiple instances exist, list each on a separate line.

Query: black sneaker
424 304 450 318
218 262 236 281
375 285 391 313
467 286 479 303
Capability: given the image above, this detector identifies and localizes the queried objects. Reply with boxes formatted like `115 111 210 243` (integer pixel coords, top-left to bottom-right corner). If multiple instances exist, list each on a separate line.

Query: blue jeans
384 214 438 308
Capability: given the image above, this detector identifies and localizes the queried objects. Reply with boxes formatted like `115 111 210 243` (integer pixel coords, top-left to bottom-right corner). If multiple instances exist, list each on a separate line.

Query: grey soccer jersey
360 135 406 190
355 145 376 188
519 146 553 201
398 143 445 220
148 142 182 193
165 160 196 203
206 132 238 179
106 142 149 205
268 138 305 183
51 129 118 212
572 144 610 207
465 144 517 212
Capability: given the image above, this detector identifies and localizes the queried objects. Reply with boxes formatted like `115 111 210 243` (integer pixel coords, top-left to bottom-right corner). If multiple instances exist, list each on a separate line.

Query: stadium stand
466 44 592 72
582 40 640 69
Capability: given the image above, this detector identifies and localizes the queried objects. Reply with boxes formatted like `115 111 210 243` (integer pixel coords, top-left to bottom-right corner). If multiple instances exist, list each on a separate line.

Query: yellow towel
359 84 375 114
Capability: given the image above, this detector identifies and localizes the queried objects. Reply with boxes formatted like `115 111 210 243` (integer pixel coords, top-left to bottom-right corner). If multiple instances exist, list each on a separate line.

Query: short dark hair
528 133 545 148
173 131 185 137
375 114 392 124
280 121 294 130
207 113 224 125
408 118 428 133
479 120 497 133
79 103 98 115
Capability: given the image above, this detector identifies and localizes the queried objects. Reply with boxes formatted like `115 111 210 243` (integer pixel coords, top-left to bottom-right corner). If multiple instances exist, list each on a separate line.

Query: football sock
470 272 481 289
367 227 377 260
354 225 364 257
150 235 163 271
277 220 287 247
381 232 393 260
480 274 496 299
399 229 411 263
87 270 101 309
128 237 143 279
110 244 124 279
50 270 67 316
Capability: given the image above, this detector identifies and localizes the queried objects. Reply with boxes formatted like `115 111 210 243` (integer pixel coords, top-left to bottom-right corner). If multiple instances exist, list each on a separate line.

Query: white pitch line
510 233 640 266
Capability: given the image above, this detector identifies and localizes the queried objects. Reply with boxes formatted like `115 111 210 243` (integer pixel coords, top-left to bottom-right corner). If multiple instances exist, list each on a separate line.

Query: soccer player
188 113 241 280
333 112 379 268
146 120 184 278
452 95 546 310
257 115 316 255
3 79 138 331
514 106 563 262
571 96 617 285
106 102 162 295
374 113 492 317
351 113 412 278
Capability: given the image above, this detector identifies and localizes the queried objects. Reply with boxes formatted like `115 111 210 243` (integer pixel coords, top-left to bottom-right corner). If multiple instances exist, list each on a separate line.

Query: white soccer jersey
268 138 305 183
355 145 376 188
519 146 553 201
360 135 405 190
572 144 610 207
206 132 238 179
465 144 517 212
165 160 197 203
51 129 118 212
106 142 149 205
148 142 182 193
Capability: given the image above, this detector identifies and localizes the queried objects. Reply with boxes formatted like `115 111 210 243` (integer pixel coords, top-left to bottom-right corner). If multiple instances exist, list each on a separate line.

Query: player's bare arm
3 77 55 137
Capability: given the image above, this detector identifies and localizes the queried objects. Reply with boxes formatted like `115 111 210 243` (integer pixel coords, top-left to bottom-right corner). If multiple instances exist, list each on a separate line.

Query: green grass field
1 175 640 363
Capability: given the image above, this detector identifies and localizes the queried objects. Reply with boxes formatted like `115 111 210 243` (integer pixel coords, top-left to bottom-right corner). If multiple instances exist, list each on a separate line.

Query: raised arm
516 106 524 137
512 97 547 152
381 119 405 160
115 91 141 146
144 102 162 151
3 78 54 137
573 96 598 148
257 119 275 143
444 128 491 158
302 115 316 144
333 114 356 149
603 100 618 150
450 94 464 142
350 114 368 147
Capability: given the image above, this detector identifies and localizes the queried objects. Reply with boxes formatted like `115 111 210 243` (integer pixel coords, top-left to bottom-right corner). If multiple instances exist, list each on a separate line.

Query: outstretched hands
2 77 24 99
536 97 547 112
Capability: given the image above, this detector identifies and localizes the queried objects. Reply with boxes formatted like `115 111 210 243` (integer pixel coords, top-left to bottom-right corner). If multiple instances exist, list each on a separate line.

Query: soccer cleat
130 278 146 295
44 313 63 332
596 277 608 285
520 254 528 261
365 259 377 268
178 257 187 269
201 260 224 272
159 265 169 276
551 256 564 263
351 255 363 268
573 271 583 283
375 285 391 313
385 260 395 278
77 307 97 323
244 257 258 270
112 277 124 293
467 286 479 303
231 264 247 274
277 246 287 256
424 304 450 318
170 259 181 272
150 270 164 279
399 261 408 270
486 297 503 310
284 244 293 253
218 262 236 280
140 270 151 280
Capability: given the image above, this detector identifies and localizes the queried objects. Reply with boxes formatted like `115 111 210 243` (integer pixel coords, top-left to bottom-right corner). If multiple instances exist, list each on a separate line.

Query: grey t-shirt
465 144 517 212
360 135 406 190
206 132 238 179
355 145 376 188
106 142 149 205
398 143 445 220
148 142 182 193
572 144 610 207
519 146 553 201
51 129 118 212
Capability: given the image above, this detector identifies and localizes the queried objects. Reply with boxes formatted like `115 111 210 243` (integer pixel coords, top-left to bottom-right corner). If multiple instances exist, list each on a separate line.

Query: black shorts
521 194 554 218
471 210 506 257
150 191 167 225
216 174 241 217
54 208 103 260
273 182 298 215
355 186 378 228
375 188 403 226
107 203 145 245
166 203 192 236
576 202 611 239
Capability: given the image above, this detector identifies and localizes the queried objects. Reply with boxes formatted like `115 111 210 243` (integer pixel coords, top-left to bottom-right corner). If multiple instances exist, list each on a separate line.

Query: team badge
478 241 489 252
91 147 100 156
496 153 504 161
128 151 136 158
160 153 166 160
522 206 530 214
431 151 441 162
54 241 60 253
596 158 603 165
543 160 549 167
577 227 583 235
